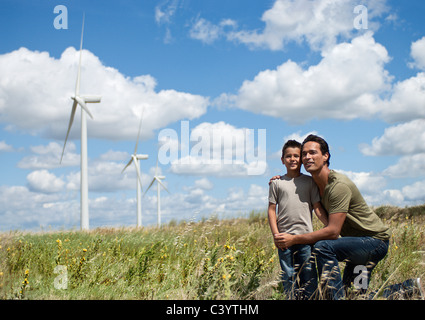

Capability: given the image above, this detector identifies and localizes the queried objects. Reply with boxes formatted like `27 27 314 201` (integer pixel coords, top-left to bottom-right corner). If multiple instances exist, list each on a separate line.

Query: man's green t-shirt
321 170 390 240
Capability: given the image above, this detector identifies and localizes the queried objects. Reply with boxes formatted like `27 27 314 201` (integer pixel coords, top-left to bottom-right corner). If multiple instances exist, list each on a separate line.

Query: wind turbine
60 14 101 231
144 156 169 228
122 108 148 228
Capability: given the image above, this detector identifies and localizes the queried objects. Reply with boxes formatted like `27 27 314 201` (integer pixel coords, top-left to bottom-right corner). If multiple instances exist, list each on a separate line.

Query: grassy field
0 205 424 300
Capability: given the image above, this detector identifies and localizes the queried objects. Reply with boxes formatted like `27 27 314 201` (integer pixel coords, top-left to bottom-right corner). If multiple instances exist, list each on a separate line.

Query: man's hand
273 233 295 250
268 175 281 185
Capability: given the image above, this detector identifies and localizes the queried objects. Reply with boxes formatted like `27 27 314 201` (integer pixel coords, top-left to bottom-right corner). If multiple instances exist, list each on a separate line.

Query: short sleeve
268 181 278 204
327 182 352 214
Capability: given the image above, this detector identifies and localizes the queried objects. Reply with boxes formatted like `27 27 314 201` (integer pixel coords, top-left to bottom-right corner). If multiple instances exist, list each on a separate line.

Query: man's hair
281 140 301 158
301 134 331 166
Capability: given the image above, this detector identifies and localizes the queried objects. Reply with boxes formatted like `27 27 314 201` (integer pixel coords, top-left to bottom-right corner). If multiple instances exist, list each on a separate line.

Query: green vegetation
0 206 424 300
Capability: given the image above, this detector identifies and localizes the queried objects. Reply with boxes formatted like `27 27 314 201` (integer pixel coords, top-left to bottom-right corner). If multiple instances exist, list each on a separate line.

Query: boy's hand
272 233 283 249
268 175 281 185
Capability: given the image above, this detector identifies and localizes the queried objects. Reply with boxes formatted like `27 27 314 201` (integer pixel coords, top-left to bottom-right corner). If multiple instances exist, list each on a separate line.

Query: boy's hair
281 140 302 158
301 134 331 166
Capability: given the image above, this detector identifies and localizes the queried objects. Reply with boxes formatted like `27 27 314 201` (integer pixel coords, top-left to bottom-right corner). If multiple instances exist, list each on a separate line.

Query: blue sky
1 0 425 231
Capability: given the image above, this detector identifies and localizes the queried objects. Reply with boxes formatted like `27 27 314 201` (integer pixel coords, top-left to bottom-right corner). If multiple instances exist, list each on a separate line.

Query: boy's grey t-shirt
269 174 320 235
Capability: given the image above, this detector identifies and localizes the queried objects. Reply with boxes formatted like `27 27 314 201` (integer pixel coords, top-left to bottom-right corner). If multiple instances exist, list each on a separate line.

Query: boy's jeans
313 236 389 300
278 244 317 299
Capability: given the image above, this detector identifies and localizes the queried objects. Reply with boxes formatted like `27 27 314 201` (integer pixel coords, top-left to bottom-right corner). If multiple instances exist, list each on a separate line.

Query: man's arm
313 201 328 226
274 212 346 248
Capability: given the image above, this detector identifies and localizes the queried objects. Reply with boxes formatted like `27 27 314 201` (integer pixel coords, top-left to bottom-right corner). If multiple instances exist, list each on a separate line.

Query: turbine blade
134 106 145 155
79 13 85 57
121 157 133 174
155 154 159 176
143 179 155 197
75 96 94 119
157 178 170 194
75 13 85 96
60 100 78 164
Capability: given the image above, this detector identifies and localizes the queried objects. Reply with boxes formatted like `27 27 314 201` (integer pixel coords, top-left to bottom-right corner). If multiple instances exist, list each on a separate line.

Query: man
274 134 391 299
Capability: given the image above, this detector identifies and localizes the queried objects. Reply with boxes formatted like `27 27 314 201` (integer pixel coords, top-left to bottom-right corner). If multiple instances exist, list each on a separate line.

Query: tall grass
0 206 424 300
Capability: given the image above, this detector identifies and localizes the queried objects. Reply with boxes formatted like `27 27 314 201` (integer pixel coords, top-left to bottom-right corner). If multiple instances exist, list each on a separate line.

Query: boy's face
281 147 301 172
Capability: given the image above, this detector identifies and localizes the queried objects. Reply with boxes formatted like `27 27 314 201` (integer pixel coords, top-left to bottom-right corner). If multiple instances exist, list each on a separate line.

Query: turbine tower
144 157 169 228
122 109 148 228
60 14 101 231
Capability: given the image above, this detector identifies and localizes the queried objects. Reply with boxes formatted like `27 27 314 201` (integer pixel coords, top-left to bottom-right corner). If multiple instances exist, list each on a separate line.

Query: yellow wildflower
222 274 231 280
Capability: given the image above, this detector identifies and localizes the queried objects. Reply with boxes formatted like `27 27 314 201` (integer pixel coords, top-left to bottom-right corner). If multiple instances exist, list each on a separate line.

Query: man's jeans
278 244 317 299
313 236 389 300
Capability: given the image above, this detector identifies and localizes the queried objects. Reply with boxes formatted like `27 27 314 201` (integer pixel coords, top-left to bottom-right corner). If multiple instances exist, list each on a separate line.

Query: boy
268 140 327 299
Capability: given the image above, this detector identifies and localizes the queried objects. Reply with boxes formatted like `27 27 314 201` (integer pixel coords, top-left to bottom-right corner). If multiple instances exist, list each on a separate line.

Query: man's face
302 141 328 173
282 147 301 172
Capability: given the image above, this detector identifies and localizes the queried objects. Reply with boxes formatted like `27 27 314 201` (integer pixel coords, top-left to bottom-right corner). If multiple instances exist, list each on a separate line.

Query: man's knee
313 240 334 256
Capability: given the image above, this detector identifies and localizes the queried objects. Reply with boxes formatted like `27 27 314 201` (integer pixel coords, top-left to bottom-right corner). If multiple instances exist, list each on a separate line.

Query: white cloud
0 184 139 231
331 169 425 207
0 185 78 230
383 153 425 178
380 189 405 206
149 182 268 222
14 140 155 194
189 18 222 44
378 72 425 122
99 150 129 162
372 37 425 122
64 154 153 193
335 169 387 196
194 177 214 190
360 119 425 156
26 170 65 194
410 36 425 70
233 33 391 122
0 47 209 141
18 141 79 169
192 0 389 51
189 17 237 44
155 0 179 25
154 0 183 43
0 140 15 152
283 131 319 144
402 180 425 202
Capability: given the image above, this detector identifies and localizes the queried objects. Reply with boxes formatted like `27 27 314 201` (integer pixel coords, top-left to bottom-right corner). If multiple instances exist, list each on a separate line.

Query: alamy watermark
353 265 368 289
353 5 368 30
157 121 267 176
53 265 68 289
53 5 68 30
